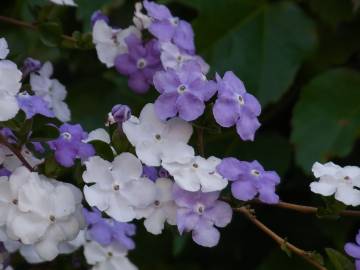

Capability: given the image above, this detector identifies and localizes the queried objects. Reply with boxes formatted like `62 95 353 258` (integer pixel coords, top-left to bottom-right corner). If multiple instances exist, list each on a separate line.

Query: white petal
312 162 341 178
310 181 337 196
93 20 113 44
0 38 9 59
51 185 76 218
83 156 113 187
0 60 22 95
135 141 163 166
84 184 110 211
52 100 71 122
19 245 44 264
39 61 53 78
10 213 49 244
335 184 360 206
161 142 195 164
155 178 173 203
0 93 19 121
50 79 67 101
30 73 51 95
165 117 193 143
84 241 108 265
95 43 118 68
106 193 136 222
111 152 143 182
144 209 167 235
121 177 156 208
86 128 111 144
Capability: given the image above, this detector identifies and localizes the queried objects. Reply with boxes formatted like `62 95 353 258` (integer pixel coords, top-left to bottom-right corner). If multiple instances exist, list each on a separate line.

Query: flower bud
111 104 131 124
91 10 109 27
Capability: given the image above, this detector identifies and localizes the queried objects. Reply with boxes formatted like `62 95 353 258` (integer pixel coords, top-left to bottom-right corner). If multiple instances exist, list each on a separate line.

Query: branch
236 206 327 270
0 15 76 43
0 135 34 172
253 200 360 218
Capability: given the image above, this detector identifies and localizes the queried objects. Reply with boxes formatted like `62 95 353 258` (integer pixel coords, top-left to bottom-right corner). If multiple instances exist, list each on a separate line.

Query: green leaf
325 248 354 270
189 0 317 105
172 234 189 257
317 197 347 219
89 140 114 161
30 125 60 142
291 68 360 171
39 22 63 47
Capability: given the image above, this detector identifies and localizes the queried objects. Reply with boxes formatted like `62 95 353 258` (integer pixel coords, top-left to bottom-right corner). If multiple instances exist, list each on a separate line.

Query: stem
236 206 327 270
0 135 34 171
253 200 360 218
196 127 205 156
0 15 76 43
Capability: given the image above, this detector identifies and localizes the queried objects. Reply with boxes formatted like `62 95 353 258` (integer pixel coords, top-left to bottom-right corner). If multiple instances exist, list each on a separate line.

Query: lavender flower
143 0 195 53
217 158 280 204
158 167 170 178
21 57 41 78
17 92 54 119
153 62 216 121
345 230 360 269
213 71 261 141
50 124 95 167
91 10 109 27
115 35 161 93
111 104 131 124
142 165 158 181
83 208 136 250
173 184 232 247
0 167 10 177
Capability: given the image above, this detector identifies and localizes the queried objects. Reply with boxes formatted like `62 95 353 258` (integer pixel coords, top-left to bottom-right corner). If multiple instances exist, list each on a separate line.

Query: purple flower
213 71 261 141
158 167 170 178
83 208 136 250
0 167 11 177
142 165 158 181
91 10 109 27
153 62 216 121
143 0 195 53
173 184 232 247
111 104 131 124
217 158 280 204
345 230 360 270
50 124 95 167
17 92 54 119
115 35 161 93
21 57 41 78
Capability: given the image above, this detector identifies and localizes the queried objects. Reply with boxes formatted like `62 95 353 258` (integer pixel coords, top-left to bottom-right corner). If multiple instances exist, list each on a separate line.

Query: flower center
177 84 187 94
238 95 245 105
176 55 182 62
154 200 160 207
192 163 199 169
137 58 147 69
62 132 72 140
195 203 205 215
251 169 260 177
113 185 120 191
155 134 161 141
107 252 113 257
12 199 18 205
49 215 56 222
170 17 179 26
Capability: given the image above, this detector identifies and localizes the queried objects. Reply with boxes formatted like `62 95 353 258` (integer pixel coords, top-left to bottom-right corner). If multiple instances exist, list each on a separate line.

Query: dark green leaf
172 234 189 257
317 197 347 219
39 22 63 47
291 68 360 171
325 248 354 270
30 125 60 142
89 140 114 161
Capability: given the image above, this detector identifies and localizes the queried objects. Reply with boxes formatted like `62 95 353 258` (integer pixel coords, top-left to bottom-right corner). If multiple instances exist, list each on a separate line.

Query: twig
0 135 34 171
0 15 76 43
236 206 327 270
196 127 205 156
252 200 360 218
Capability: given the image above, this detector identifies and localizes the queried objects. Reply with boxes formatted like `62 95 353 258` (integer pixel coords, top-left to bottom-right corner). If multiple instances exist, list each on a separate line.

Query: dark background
1 0 360 269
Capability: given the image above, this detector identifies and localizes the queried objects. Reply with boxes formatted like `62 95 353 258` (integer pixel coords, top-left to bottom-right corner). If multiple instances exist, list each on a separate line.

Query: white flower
123 103 194 167
1 146 43 172
30 61 71 122
83 153 156 222
137 178 177 235
0 38 22 121
84 241 137 270
160 42 209 74
163 155 228 192
49 0 77 6
86 128 111 144
310 162 360 206
93 20 141 68
0 38 9 60
133 2 151 30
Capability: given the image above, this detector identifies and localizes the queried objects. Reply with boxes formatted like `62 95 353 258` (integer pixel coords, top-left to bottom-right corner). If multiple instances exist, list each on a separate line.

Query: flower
115 35 161 93
133 2 152 30
153 62 216 121
29 61 71 122
1 146 43 172
21 58 41 78
344 230 360 270
83 208 136 250
84 240 137 270
213 71 261 141
50 124 95 167
91 10 109 27
92 20 141 68
85 128 111 144
0 167 84 261
160 42 209 74
49 0 77 6
111 104 131 126
173 185 232 247
17 92 54 119
142 165 158 181
0 38 22 122
310 162 360 206
138 178 177 235
162 156 228 192
83 153 157 222
143 0 195 53
217 158 280 204
122 103 194 166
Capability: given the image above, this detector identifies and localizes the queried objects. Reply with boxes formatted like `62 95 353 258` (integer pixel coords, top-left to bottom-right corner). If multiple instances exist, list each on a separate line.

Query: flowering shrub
0 0 360 270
